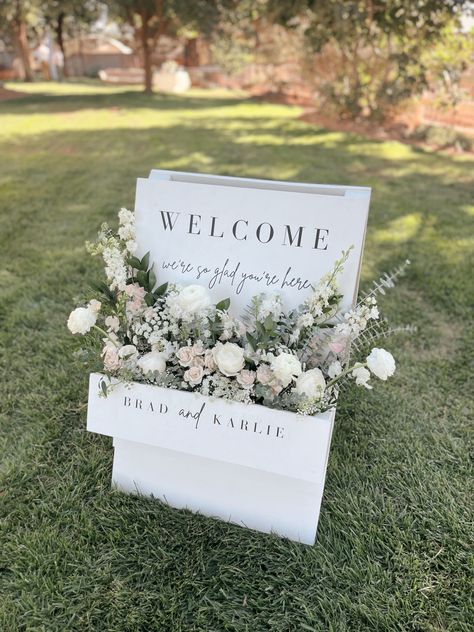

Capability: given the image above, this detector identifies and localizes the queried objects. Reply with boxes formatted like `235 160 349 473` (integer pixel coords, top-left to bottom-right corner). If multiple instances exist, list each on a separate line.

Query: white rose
352 365 372 389
295 368 326 399
176 346 195 367
213 342 245 377
270 352 302 387
137 351 166 376
67 306 97 335
184 365 204 386
366 348 396 381
176 284 211 315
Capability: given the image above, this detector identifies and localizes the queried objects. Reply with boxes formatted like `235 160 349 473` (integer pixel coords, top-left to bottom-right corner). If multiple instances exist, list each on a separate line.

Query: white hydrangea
118 207 134 228
166 285 212 322
297 312 314 329
257 293 283 321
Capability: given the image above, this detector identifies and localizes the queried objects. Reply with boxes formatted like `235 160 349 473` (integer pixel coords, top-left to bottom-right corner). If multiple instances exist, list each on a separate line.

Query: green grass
1 81 473 631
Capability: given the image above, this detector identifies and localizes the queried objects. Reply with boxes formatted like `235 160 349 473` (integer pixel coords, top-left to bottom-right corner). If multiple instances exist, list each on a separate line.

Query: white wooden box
87 373 335 544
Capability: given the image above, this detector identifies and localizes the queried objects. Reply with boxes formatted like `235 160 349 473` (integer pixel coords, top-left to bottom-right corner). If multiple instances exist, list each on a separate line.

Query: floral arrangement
68 208 412 415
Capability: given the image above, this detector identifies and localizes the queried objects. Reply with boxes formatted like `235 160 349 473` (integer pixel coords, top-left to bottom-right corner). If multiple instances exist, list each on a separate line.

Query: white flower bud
366 348 396 381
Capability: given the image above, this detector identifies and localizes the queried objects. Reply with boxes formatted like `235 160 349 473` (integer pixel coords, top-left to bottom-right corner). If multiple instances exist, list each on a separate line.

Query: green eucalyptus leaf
256 321 266 336
246 332 257 351
155 282 168 297
137 270 149 290
100 379 108 397
216 298 231 312
140 251 150 271
264 314 274 331
127 256 142 270
145 293 155 307
148 269 157 289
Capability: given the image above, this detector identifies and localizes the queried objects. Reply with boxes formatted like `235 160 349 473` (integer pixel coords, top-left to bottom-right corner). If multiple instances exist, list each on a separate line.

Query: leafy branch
127 251 168 306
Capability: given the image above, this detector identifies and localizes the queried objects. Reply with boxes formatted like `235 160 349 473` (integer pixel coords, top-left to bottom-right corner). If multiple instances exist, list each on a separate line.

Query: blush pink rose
328 335 348 355
237 370 256 387
256 364 273 385
176 346 195 367
184 365 204 386
103 345 120 371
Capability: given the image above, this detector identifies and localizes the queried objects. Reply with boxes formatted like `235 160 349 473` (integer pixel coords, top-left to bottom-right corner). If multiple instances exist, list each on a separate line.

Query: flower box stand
87 373 335 545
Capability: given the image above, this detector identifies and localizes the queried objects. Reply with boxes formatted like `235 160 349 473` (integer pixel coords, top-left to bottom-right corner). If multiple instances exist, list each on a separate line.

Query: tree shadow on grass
0 90 252 115
1 122 472 316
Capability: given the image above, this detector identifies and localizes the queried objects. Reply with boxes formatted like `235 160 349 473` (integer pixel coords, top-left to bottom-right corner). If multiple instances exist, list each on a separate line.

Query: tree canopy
267 0 473 119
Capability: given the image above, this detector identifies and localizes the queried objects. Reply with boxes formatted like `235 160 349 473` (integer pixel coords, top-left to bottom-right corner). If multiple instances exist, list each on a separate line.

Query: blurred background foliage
0 0 473 125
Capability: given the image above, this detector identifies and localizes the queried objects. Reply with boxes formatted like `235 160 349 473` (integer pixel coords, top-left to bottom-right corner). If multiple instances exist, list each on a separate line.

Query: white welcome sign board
87 170 371 544
136 170 369 315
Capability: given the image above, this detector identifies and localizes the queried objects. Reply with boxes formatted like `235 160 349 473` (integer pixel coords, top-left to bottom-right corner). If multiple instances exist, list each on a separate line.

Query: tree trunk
56 11 68 77
13 18 33 82
139 7 153 94
184 38 199 67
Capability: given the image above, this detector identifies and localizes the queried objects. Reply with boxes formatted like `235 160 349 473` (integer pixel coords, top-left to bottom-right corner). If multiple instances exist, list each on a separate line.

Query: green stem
93 325 119 347
326 361 367 389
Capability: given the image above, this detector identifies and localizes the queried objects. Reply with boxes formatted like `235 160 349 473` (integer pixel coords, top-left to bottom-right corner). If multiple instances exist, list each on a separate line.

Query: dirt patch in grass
394 287 462 362
299 109 473 154
0 87 28 101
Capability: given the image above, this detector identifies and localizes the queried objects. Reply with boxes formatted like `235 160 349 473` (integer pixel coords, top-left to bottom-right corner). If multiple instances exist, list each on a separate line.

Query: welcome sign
135 170 371 315
87 170 371 544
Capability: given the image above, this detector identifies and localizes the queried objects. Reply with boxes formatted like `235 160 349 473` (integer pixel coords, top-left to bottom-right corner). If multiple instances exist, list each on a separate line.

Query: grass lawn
0 81 473 631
